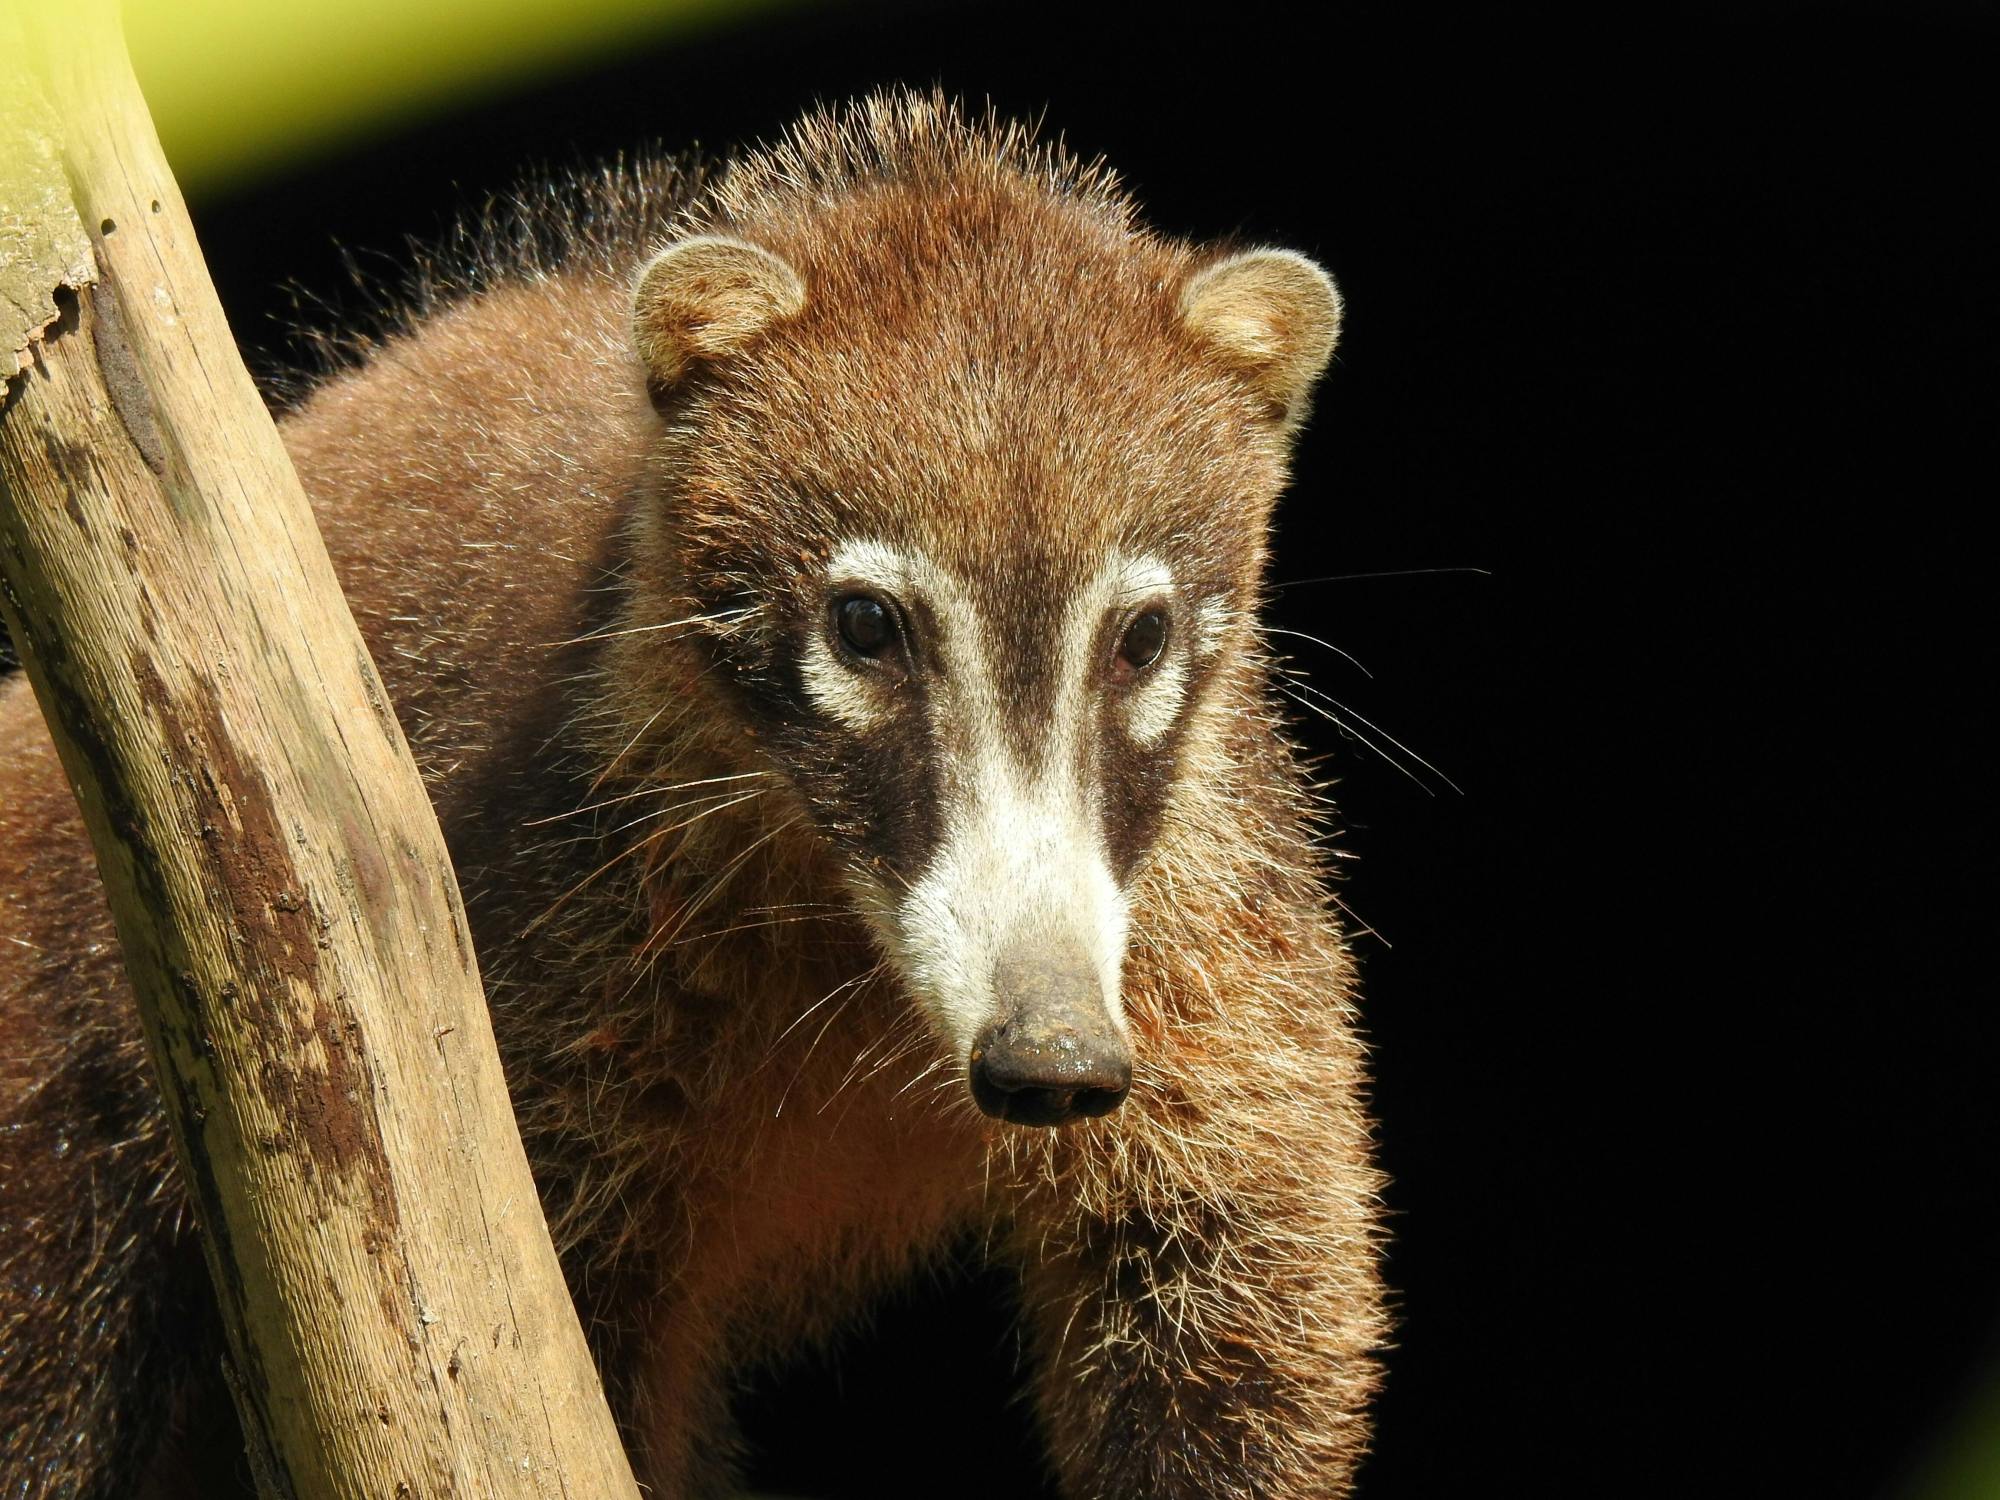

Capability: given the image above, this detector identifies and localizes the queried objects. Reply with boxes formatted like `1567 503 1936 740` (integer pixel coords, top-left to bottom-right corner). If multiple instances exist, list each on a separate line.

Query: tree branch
0 3 641 1495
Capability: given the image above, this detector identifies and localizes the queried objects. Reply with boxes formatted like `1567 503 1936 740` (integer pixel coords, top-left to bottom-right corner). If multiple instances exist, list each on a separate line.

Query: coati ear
1179 248 1343 429
631 235 807 396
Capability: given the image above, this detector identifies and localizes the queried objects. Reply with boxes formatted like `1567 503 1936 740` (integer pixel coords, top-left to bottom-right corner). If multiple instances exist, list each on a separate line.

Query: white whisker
1276 675 1460 796
525 769 773 827
545 605 754 649
1263 625 1374 679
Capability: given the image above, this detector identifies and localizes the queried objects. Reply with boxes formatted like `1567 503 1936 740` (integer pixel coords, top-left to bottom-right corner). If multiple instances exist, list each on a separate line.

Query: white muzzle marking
816 540 1196 1058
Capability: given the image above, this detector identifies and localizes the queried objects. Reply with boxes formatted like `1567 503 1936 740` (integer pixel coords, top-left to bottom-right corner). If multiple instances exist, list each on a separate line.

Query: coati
0 92 1386 1497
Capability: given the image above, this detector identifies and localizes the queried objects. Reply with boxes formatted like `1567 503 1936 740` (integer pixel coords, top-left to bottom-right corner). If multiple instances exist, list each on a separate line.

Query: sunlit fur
0 92 1385 1497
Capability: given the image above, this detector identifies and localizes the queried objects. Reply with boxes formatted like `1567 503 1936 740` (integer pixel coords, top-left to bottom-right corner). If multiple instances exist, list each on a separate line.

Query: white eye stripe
1194 597 1234 655
1115 592 1226 747
801 539 931 731
827 539 920 594
799 630 889 731
1101 554 1204 748
1125 653 1188 747
1112 555 1176 607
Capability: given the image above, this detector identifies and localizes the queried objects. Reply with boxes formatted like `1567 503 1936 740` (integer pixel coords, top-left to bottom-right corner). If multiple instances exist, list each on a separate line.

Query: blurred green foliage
1900 1371 2000 1500
124 0 798 190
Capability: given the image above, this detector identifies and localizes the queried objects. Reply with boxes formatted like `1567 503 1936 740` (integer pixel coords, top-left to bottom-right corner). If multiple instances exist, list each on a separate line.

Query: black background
14 2 1997 1495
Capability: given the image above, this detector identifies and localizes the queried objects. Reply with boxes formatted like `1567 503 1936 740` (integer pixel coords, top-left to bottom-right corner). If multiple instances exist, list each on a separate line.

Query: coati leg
1006 1056 1385 1499
1014 1200 1381 1497
601 1071 986 1499
622 1289 748 1499
0 689 243 1499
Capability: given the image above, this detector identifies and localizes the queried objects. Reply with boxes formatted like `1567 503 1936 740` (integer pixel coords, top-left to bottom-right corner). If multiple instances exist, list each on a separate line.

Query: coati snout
969 937 1133 1126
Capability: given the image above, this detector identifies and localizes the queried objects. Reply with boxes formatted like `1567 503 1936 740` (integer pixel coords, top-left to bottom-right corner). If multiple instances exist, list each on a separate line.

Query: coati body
0 95 1385 1497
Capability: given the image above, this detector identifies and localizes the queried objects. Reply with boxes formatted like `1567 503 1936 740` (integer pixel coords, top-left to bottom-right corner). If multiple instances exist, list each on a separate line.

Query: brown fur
0 93 1385 1497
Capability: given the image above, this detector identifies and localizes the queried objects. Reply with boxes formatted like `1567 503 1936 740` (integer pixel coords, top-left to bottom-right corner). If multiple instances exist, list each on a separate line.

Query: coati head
621 97 1340 1127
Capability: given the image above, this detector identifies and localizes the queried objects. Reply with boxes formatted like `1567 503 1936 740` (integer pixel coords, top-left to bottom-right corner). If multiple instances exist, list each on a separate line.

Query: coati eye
1114 610 1169 680
834 593 897 658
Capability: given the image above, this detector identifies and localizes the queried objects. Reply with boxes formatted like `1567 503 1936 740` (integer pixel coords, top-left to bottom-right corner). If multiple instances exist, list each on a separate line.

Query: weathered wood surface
0 3 641 1495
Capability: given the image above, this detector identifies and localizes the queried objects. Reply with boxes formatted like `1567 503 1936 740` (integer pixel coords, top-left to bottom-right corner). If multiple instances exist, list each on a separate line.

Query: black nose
968 940 1132 1127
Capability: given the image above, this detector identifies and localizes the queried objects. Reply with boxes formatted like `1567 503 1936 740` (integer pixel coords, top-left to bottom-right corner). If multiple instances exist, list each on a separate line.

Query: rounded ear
631 235 807 396
1179 248 1343 429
